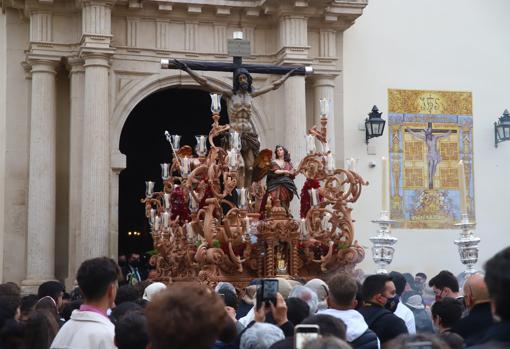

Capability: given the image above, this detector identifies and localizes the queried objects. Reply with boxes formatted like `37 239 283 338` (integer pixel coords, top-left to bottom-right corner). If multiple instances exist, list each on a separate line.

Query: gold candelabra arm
208 113 230 148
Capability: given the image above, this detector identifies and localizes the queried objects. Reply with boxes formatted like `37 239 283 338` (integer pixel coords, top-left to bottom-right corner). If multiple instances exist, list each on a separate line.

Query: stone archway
118 87 229 255
110 73 268 258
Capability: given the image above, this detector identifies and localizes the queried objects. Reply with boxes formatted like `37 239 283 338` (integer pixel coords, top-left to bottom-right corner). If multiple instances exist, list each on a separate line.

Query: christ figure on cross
405 122 453 189
174 60 297 187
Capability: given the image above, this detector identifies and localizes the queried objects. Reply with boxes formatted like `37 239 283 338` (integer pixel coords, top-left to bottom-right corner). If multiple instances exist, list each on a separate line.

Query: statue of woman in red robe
260 145 299 216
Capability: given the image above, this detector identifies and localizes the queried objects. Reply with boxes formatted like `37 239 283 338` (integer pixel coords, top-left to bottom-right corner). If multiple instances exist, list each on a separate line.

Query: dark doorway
118 87 229 255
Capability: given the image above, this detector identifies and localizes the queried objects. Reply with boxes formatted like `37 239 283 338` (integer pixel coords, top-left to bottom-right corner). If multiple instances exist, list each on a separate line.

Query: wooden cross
161 33 312 77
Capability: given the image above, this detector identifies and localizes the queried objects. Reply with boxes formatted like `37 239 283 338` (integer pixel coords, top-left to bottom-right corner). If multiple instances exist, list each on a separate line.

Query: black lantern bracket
365 105 386 144
495 109 510 148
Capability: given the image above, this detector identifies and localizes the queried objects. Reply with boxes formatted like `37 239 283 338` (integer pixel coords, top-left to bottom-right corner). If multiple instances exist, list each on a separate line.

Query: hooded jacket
318 309 379 349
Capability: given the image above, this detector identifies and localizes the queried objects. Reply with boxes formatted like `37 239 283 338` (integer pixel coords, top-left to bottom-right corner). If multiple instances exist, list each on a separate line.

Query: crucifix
161 32 313 187
405 122 457 189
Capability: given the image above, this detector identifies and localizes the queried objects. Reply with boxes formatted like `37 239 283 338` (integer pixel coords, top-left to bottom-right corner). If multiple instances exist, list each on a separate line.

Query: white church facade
0 0 509 289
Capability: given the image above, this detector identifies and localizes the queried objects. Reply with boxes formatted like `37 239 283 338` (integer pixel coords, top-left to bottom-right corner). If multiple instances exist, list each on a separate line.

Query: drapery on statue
173 59 297 187
259 145 299 216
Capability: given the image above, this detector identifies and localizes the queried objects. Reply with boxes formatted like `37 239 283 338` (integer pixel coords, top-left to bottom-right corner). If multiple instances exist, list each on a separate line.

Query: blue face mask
384 295 400 312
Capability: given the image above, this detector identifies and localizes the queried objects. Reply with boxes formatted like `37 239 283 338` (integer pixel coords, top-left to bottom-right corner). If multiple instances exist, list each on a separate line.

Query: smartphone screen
262 279 278 305
294 325 320 349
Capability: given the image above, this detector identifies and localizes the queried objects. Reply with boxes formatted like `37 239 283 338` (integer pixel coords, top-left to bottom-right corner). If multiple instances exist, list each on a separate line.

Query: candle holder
195 135 208 157
369 210 397 274
454 213 480 276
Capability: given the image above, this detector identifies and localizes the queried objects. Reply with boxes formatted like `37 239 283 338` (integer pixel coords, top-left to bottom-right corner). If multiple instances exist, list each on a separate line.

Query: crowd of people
0 247 509 349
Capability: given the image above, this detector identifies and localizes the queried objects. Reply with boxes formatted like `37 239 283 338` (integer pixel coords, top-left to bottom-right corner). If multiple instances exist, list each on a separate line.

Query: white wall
343 0 510 277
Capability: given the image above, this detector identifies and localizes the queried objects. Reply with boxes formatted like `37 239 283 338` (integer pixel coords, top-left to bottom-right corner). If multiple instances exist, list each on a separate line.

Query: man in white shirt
390 271 417 334
51 257 120 349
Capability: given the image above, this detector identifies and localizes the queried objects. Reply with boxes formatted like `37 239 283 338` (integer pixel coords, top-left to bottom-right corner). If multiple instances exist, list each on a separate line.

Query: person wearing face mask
122 253 147 286
358 274 408 345
429 270 465 314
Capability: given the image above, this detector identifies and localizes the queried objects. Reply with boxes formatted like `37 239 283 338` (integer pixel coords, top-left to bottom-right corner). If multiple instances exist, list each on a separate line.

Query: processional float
141 85 368 289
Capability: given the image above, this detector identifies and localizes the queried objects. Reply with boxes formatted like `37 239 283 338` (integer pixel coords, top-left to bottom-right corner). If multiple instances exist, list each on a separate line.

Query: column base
21 278 56 295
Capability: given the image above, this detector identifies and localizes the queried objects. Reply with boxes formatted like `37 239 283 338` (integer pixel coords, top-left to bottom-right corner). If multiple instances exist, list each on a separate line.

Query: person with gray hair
305 279 329 311
240 322 285 349
289 286 319 315
215 282 237 295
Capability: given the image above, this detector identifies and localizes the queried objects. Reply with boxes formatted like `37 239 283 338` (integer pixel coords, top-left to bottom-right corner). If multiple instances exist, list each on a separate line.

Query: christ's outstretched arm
251 68 299 97
405 128 426 140
174 59 233 97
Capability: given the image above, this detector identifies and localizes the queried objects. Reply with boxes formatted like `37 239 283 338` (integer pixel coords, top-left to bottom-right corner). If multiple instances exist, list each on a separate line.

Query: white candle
145 181 155 196
245 216 250 230
458 160 468 215
300 218 307 238
154 216 161 231
161 163 170 180
326 153 335 172
186 222 194 240
150 209 156 225
310 188 319 206
189 192 198 211
228 150 237 169
163 193 171 209
239 188 247 207
320 98 329 118
350 158 356 171
231 131 241 151
182 156 190 177
306 134 316 155
199 135 206 153
382 157 389 212
162 211 170 228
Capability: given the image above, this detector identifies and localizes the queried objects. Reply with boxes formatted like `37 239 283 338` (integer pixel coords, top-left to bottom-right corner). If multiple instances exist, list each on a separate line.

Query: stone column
278 12 309 216
284 76 307 162
79 52 111 264
78 0 115 265
22 59 58 290
66 58 84 283
313 75 336 153
284 76 307 216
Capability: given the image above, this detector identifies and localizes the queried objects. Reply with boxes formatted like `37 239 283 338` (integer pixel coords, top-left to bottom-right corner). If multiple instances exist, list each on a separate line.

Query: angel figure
259 145 299 216
173 60 297 187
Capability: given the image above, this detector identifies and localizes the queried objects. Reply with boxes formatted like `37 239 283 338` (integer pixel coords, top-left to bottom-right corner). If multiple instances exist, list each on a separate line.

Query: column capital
67 57 85 74
78 0 117 8
80 50 113 68
311 74 337 88
24 58 59 75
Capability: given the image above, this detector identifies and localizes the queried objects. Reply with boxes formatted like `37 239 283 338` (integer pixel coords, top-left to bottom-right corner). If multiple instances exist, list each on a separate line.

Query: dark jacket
411 308 434 333
466 320 510 349
350 328 379 349
451 302 493 346
358 302 408 344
